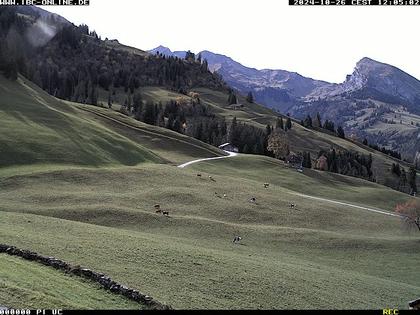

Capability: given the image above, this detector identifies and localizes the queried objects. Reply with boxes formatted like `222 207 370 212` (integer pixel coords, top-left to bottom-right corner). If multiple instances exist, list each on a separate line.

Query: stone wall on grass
0 244 171 310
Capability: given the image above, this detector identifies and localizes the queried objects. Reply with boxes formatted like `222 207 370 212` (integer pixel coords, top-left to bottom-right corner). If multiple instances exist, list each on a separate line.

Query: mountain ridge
149 45 420 159
148 45 332 110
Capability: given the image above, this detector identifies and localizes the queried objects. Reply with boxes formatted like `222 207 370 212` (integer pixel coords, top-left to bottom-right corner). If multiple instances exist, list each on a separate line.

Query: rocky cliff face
306 57 420 108
349 57 420 105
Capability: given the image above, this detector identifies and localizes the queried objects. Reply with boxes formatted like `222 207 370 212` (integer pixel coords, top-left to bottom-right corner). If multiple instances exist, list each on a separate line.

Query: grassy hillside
0 75 225 169
0 159 418 309
0 254 142 309
72 104 225 164
0 75 162 167
189 154 409 211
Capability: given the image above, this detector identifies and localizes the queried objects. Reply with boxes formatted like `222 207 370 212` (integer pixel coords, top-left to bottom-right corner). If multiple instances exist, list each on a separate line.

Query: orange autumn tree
395 199 420 232
267 130 289 160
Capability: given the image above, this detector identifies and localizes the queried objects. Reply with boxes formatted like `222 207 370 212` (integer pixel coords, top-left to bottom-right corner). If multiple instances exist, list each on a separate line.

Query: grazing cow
249 197 256 203
209 175 215 181
162 211 169 216
264 183 269 188
223 194 227 198
154 204 161 213
233 236 242 244
197 173 202 177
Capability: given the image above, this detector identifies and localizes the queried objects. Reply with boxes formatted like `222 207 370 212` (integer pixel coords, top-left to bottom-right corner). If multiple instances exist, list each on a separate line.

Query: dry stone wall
0 244 171 310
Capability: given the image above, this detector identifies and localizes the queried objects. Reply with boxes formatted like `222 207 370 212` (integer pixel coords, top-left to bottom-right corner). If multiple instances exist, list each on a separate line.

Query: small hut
285 152 303 169
218 143 239 153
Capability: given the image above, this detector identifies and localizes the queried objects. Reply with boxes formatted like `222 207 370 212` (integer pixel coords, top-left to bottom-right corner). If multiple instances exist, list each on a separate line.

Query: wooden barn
218 143 239 153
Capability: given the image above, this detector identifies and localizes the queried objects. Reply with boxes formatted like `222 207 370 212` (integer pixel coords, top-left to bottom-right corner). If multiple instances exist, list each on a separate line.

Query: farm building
218 143 239 153
285 152 303 169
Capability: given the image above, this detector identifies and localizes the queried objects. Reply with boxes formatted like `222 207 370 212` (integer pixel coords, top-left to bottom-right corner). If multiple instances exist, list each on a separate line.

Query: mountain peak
148 46 187 59
355 57 389 72
357 57 377 64
149 45 173 55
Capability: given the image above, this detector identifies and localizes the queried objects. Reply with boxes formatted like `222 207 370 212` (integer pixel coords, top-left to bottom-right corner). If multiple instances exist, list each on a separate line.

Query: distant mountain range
149 46 420 159
149 45 330 111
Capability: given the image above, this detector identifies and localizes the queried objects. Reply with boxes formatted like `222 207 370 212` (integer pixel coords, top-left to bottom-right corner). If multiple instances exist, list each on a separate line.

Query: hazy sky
40 1 420 83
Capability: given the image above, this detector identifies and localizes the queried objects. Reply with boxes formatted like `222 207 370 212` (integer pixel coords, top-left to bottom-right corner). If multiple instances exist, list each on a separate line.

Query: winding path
177 151 238 168
287 192 403 218
178 151 403 218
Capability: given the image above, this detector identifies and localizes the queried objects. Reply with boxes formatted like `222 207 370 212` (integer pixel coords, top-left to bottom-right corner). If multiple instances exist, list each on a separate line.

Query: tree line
391 163 417 195
300 112 345 139
362 139 402 160
315 148 374 181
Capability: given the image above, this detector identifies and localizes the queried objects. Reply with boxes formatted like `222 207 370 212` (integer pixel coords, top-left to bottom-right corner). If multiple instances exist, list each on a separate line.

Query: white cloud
40 0 420 83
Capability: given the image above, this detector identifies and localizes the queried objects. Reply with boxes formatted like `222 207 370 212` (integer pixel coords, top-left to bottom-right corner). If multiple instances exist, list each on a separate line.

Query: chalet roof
219 143 235 148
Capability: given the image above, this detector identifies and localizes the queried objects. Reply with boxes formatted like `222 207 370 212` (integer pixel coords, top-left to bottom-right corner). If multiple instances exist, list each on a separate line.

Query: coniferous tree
304 115 313 128
156 109 165 127
228 91 237 105
201 59 209 72
88 82 98 105
337 126 345 139
313 112 322 128
172 118 182 132
408 166 417 195
142 101 156 125
265 124 272 137
185 50 195 61
400 168 407 192
285 117 292 131
165 113 174 130
392 163 401 177
276 117 284 130
246 91 254 103
126 94 132 112
107 91 112 109
323 120 335 132
303 152 312 168
229 117 240 146
3 58 18 80
133 92 143 115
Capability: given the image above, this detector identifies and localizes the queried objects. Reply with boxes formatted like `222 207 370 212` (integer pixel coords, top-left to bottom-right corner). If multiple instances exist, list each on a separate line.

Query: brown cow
154 204 161 213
